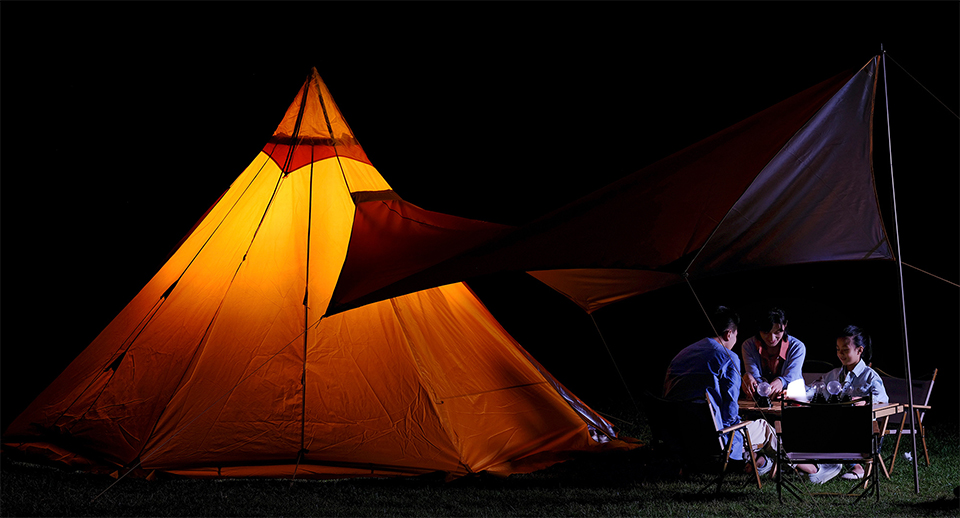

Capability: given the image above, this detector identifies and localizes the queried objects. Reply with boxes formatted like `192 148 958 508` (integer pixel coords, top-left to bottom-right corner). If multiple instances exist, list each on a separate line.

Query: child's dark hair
838 325 873 364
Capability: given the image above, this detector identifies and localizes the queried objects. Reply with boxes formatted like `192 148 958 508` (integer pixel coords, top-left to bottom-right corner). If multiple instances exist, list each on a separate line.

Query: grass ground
2 416 957 517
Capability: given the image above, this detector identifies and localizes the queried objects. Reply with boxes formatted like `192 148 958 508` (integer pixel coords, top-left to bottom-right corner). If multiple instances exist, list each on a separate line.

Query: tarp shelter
312 55 937 492
326 57 893 315
2 68 632 479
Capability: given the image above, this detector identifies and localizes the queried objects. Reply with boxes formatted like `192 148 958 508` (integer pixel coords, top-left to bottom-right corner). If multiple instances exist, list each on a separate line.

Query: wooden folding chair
875 368 937 474
642 390 762 493
776 401 880 504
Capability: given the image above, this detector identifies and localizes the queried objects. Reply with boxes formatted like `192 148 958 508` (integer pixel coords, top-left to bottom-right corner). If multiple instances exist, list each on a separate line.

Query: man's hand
768 378 784 397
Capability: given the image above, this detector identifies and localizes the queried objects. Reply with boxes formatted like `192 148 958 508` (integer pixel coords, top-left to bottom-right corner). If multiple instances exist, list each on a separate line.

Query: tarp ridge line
376 200 464 232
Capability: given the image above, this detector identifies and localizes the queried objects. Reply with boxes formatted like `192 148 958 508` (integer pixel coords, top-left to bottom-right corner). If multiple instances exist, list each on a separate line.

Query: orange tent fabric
2 68 631 478
328 57 893 315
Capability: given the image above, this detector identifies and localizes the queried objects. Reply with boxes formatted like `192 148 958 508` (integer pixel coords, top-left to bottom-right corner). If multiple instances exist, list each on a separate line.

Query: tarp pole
881 47 920 494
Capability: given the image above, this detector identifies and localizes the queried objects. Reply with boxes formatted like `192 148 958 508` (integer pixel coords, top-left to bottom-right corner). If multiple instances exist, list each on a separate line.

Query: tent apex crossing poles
881 48 921 495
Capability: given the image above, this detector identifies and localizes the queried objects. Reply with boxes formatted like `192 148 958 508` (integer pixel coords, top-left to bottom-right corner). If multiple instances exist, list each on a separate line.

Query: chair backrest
641 391 723 459
801 359 834 385
875 368 936 427
780 403 874 455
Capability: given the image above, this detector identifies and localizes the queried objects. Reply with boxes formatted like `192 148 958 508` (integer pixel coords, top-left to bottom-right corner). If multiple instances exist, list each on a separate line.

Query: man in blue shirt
663 306 777 475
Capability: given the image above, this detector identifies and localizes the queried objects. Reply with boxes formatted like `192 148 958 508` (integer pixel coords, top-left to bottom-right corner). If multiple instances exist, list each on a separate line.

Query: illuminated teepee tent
2 68 630 479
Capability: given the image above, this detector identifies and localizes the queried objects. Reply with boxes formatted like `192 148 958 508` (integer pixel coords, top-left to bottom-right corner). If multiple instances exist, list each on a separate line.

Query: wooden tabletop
738 400 904 418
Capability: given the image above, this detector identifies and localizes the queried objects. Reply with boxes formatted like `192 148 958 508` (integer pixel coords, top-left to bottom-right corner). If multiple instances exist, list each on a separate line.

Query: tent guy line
92 323 307 501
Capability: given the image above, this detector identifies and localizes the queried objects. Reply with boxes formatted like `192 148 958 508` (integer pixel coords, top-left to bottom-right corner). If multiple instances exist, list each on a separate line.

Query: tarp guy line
887 53 960 119
902 262 960 287
589 314 638 417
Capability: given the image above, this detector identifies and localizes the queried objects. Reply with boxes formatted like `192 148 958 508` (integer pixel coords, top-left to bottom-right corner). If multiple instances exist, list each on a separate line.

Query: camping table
738 401 904 479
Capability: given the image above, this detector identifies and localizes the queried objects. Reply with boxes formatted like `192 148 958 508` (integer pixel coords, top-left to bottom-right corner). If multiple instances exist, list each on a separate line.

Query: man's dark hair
711 306 739 336
756 307 788 334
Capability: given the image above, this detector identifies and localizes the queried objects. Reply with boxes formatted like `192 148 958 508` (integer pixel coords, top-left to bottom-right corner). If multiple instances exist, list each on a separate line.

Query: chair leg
916 411 930 466
697 434 737 494
850 460 880 505
872 454 881 502
777 466 804 502
742 428 762 489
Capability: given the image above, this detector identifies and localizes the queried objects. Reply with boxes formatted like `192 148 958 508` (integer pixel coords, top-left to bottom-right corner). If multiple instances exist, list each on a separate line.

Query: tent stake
881 47 920 494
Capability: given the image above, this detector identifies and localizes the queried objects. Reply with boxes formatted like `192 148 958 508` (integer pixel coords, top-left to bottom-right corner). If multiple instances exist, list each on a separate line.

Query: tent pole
881 47 920 494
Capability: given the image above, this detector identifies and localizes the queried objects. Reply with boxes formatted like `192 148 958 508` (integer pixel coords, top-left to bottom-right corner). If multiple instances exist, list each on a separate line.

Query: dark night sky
3 2 958 432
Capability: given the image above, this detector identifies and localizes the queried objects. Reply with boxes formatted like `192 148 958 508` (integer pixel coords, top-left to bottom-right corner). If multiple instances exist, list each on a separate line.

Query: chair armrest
891 403 931 410
719 421 751 434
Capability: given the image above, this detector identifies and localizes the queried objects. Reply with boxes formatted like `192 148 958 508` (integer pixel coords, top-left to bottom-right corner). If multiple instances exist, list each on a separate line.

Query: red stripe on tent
263 140 370 172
